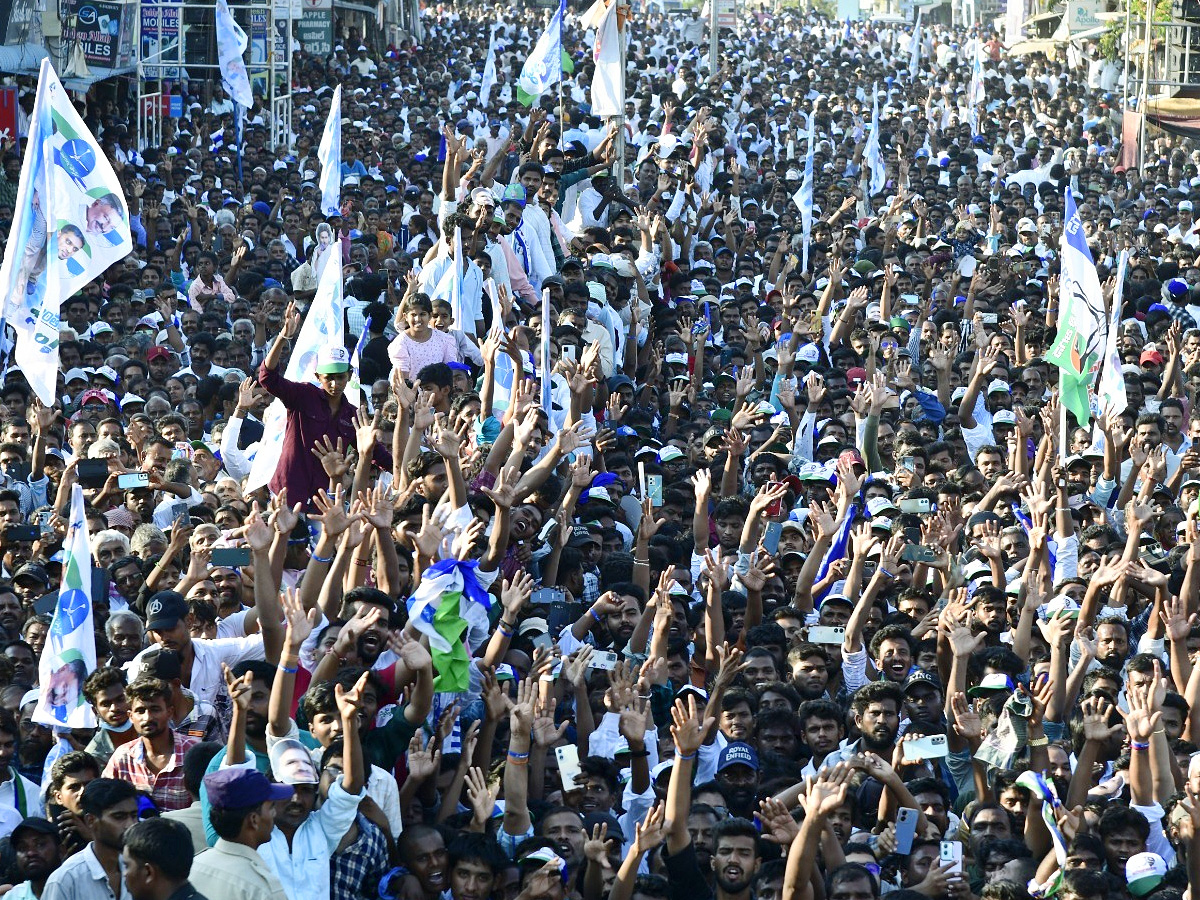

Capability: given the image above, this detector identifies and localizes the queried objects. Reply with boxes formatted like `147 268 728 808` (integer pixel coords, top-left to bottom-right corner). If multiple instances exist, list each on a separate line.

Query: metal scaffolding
135 0 294 153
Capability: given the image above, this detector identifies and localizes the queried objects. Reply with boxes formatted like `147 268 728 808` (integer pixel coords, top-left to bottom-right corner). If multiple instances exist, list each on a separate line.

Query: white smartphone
587 650 619 671
808 626 845 645
904 734 950 761
555 745 582 789
940 840 963 875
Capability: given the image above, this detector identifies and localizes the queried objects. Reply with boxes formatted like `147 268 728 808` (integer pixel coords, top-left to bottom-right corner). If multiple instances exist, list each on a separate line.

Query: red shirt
258 362 391 504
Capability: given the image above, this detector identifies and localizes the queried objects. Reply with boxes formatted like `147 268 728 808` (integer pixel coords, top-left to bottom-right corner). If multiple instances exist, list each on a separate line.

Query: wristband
879 568 895 580
627 749 650 759
676 751 697 760
590 608 603 623
1027 736 1048 747
1130 740 1150 751
311 551 333 564
278 664 297 674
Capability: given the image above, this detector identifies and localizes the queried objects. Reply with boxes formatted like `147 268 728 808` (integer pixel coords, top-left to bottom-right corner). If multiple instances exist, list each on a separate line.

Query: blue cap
1168 277 1189 296
204 768 293 809
717 741 759 772
447 361 471 372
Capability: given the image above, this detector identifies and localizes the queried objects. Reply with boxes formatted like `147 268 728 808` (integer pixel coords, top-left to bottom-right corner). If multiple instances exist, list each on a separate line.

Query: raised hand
311 436 350 479
670 694 714 757
756 797 800 845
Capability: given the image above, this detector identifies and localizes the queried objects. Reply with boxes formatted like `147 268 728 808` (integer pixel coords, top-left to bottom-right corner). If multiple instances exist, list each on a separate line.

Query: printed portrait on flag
0 59 133 407
6 109 129 347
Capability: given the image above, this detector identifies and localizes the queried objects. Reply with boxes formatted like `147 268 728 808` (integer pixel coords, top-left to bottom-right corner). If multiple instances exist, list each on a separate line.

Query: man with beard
797 700 847 778
130 585 280 712
1094 618 1132 672
102 677 197 811
43 779 141 900
849 682 904 757
8 818 63 900
971 588 1010 648
789 645 832 701
564 590 642 655
714 744 759 819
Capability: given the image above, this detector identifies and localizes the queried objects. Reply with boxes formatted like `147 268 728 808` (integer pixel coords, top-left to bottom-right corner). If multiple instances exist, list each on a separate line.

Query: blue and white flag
346 315 372 410
518 0 566 99
406 559 493 692
796 109 816 271
864 82 886 196
245 241 345 493
33 484 97 728
1046 188 1106 428
814 502 861 606
216 0 253 109
968 47 984 136
318 85 342 217
0 59 133 405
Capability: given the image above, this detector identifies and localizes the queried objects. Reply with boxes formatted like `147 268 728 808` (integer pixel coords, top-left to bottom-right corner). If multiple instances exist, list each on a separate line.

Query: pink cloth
388 329 460 377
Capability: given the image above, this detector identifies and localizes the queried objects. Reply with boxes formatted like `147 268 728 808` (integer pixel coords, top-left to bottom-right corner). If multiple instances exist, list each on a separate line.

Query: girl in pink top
388 293 460 378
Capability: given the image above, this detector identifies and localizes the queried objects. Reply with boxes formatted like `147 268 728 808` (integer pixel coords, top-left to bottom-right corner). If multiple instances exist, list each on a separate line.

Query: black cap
903 670 943 694
145 591 188 632
13 563 50 586
133 647 183 682
11 817 59 844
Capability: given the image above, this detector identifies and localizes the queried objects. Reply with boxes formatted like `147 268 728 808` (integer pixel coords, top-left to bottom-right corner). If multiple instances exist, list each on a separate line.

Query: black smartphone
5 525 40 542
76 459 109 488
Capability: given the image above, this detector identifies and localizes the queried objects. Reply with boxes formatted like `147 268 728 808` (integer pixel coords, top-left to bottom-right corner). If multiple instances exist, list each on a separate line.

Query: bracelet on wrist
1131 740 1150 751
278 664 298 674
311 551 333 564
676 750 697 760
590 608 603 623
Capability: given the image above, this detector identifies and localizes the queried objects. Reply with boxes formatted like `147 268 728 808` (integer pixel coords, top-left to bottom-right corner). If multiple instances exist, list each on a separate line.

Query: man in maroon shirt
258 302 389 504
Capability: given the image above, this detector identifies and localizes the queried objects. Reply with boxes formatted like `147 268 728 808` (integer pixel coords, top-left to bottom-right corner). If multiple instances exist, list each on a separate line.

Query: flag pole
557 0 565 152
612 1 626 187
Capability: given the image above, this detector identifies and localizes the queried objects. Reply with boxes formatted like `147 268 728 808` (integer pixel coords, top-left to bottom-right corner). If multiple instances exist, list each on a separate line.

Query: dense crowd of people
0 5 1192 900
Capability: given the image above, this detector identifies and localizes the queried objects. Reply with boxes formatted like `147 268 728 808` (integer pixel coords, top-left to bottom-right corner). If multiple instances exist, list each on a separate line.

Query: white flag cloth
1096 249 1129 417
318 85 342 218
909 17 922 81
968 49 984 135
796 110 816 271
864 82 886 196
519 0 566 99
33 484 97 728
590 0 624 117
245 242 345 493
480 32 499 108
216 0 253 108
0 59 132 405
